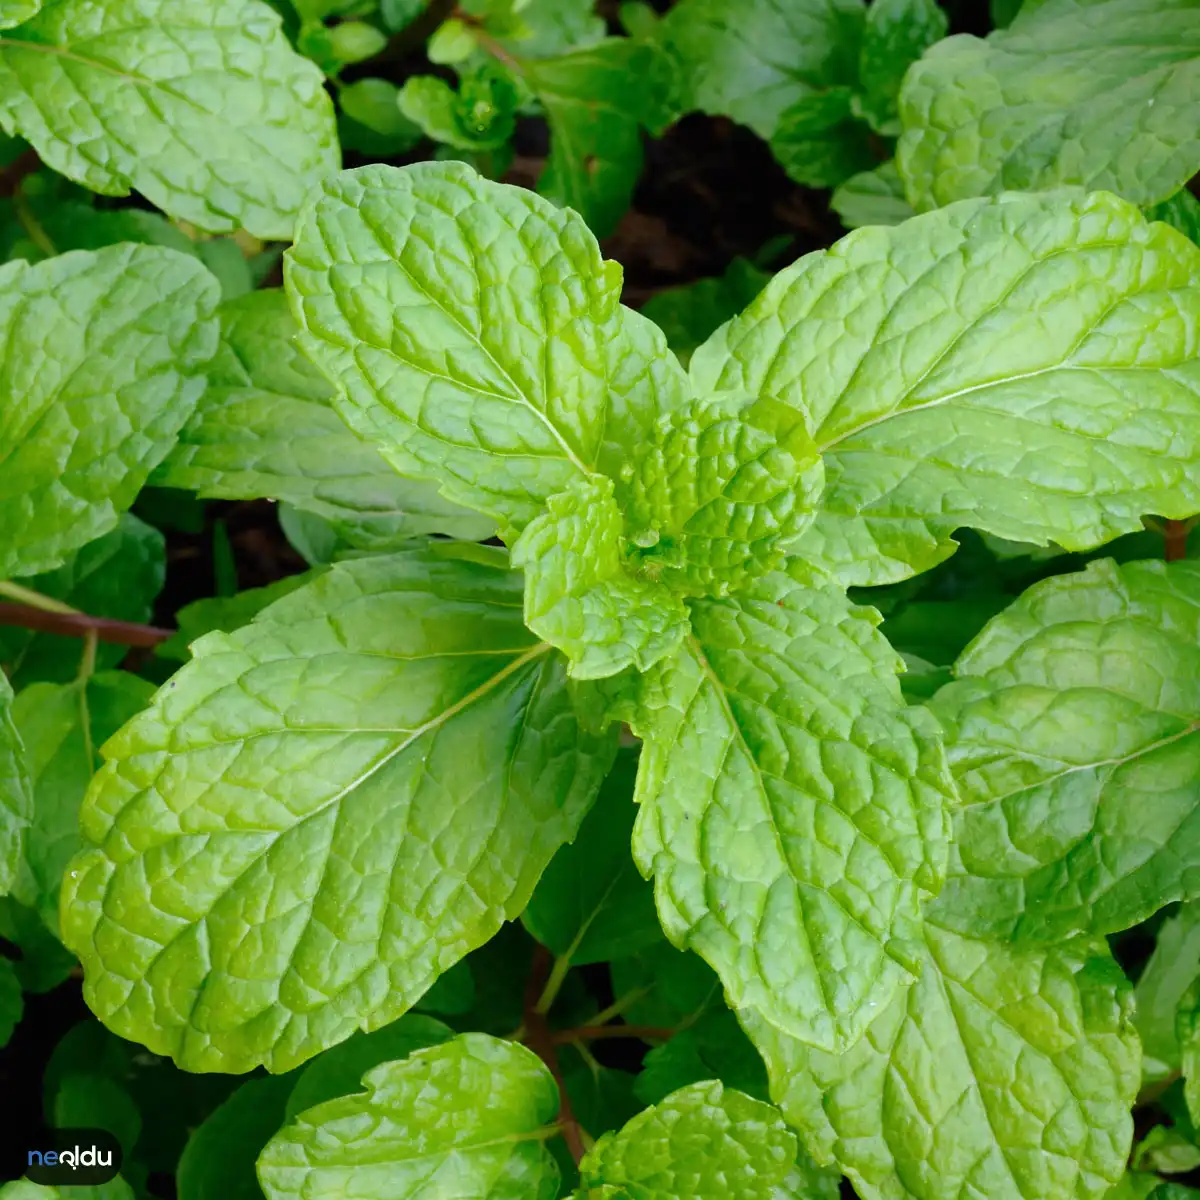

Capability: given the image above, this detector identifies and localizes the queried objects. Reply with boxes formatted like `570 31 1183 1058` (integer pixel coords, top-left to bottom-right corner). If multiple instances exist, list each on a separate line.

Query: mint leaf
60 544 615 1072
1180 980 1200 1130
284 1014 454 1118
635 1010 768 1106
398 68 519 151
0 954 21 1047
749 925 1139 1200
0 244 219 580
285 161 689 537
522 747 660 965
258 1035 561 1200
929 559 1200 944
855 0 946 136
661 0 863 140
156 290 494 546
898 0 1200 211
626 568 952 1050
693 189 1200 585
1137 903 1200 1083
0 669 31 896
0 516 164 688
12 671 154 930
640 259 770 367
0 2 40 28
413 958 475 1016
1147 189 1200 247
0 1180 133 1200
156 571 327 664
179 1075 298 1200
830 159 914 229
508 0 607 58
526 38 674 238
577 1080 797 1200
622 394 824 597
1134 1126 1200 1176
770 87 875 189
511 476 690 679
0 0 340 238
609 941 721 1029
0 897 74 992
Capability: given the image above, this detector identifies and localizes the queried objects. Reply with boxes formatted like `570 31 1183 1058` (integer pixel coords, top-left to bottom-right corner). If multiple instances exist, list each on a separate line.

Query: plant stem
0 579 79 615
13 185 56 257
523 944 588 1164
587 986 651 1028
550 1023 675 1045
535 952 572 1015
1164 518 1191 561
0 594 173 648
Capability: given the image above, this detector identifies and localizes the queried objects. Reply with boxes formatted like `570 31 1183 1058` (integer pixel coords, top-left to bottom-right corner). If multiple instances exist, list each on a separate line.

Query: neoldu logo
19 1129 122 1187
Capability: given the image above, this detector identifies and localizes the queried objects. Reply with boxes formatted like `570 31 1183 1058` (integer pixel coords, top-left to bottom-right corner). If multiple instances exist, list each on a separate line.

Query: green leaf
1109 1174 1200 1200
60 544 616 1072
640 259 770 367
661 0 864 140
11 671 154 929
829 159 915 229
0 0 340 238
559 1048 643 1141
855 0 947 136
338 78 421 157
1134 1126 1200 1176
503 0 607 58
0 517 164 688
0 1179 135 1200
156 290 495 546
624 568 952 1051
578 1080 798 1200
0 897 74 991
258 1034 561 1200
769 87 875 189
526 38 673 239
635 1010 768 1107
1147 189 1200 248
898 0 1200 212
179 1074 298 1200
748 925 1140 1200
54 1072 141 1157
157 571 328 663
398 68 519 151
0 955 21 1047
1180 980 1200 1129
0 244 220 581
0 1 42 28
412 958 475 1016
692 189 1200 586
0 669 31 896
523 747 660 965
512 476 690 679
285 161 689 538
1137 903 1200 1083
929 559 1200 944
284 1014 454 1119
608 941 721 1029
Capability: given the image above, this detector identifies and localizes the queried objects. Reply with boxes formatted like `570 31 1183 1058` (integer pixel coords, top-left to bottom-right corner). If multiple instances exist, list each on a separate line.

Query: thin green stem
534 952 573 1016
588 986 650 1028
0 579 78 615
13 186 56 257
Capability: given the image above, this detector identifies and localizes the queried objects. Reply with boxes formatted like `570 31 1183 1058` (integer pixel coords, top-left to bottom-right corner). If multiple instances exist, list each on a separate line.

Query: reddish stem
551 1024 675 1045
1164 519 1190 562
0 602 173 648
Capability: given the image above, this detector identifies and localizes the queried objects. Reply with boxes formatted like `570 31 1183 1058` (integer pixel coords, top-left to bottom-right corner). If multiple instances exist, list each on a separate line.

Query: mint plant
1 2 1200 1199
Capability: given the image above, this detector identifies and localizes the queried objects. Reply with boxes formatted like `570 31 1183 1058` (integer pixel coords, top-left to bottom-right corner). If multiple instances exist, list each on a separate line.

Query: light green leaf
398 68 519 151
179 1074 298 1200
512 0 606 56
855 0 947 136
284 1014 454 1119
0 669 31 896
0 516 164 688
511 476 690 679
769 87 875 189
692 189 1200 585
1109 1174 1200 1200
625 569 952 1051
830 160 915 229
285 161 689 538
338 78 421 158
0 954 21 1047
578 1080 797 1200
156 290 495 545
526 37 673 239
157 571 328 664
12 671 154 930
522 747 660 965
640 258 770 367
0 244 219 580
1136 902 1200 1082
60 544 616 1072
929 559 1200 944
258 1034 561 1200
1180 980 1200 1129
622 393 825 597
661 0 864 140
1133 1126 1200 1176
898 0 1200 212
0 1179 134 1200
0 1 41 28
1147 189 1200 248
0 0 340 238
749 925 1139 1200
